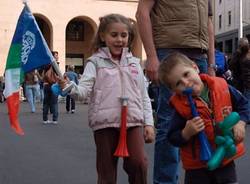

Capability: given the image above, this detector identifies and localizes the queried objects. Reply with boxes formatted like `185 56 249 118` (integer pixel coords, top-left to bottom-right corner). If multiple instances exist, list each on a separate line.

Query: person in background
0 76 5 103
230 38 250 91
59 13 155 184
158 52 248 184
229 37 250 124
42 51 59 124
214 41 233 83
24 69 40 113
64 65 78 113
136 0 215 183
38 68 45 103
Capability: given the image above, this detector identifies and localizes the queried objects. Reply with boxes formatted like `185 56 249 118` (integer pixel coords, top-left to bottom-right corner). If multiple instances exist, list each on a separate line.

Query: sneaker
43 120 49 124
71 109 75 114
52 121 58 124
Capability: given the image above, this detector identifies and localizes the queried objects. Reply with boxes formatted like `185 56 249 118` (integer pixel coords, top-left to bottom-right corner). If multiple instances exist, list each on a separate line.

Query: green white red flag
3 4 54 135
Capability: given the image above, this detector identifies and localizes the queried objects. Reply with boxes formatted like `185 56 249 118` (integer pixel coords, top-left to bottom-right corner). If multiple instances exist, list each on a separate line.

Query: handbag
44 66 58 84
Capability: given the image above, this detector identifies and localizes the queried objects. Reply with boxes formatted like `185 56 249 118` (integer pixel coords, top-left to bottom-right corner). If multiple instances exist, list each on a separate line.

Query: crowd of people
1 1 250 183
7 51 80 125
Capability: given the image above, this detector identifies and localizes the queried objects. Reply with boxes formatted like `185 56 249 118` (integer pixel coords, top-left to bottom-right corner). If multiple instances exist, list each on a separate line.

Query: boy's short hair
158 52 194 88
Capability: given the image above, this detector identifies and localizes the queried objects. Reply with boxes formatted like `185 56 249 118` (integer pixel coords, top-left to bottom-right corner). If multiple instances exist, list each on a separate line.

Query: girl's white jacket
70 47 154 131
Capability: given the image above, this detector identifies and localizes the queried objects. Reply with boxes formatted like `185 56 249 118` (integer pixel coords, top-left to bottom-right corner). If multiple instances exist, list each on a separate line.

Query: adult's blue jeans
153 49 208 184
25 84 40 113
39 82 44 103
243 89 250 124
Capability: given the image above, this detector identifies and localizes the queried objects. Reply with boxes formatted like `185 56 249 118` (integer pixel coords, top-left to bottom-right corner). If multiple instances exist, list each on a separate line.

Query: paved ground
0 101 249 184
0 101 154 184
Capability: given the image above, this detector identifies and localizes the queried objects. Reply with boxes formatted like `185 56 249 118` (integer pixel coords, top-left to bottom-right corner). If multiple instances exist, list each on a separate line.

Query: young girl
60 14 155 183
158 52 248 184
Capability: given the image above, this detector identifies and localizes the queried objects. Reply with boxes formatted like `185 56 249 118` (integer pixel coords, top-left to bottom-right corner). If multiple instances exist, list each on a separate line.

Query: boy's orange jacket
170 74 245 170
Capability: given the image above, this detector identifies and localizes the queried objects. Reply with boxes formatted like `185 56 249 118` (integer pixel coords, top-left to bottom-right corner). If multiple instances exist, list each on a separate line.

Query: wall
0 0 141 76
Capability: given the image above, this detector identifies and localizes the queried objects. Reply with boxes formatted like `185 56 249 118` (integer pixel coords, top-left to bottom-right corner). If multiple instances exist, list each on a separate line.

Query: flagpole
22 0 31 12
4 1 55 135
51 60 75 96
22 0 27 4
238 0 243 39
51 60 63 78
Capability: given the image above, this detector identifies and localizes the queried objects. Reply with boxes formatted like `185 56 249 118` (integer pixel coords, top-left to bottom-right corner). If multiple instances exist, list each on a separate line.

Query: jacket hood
93 47 133 61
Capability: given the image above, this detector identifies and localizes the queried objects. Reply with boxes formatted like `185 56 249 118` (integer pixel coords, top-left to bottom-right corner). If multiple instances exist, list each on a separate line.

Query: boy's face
167 63 204 96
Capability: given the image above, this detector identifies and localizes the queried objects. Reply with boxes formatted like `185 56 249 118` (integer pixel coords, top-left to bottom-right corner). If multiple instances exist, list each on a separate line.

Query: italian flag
4 49 24 135
3 4 53 135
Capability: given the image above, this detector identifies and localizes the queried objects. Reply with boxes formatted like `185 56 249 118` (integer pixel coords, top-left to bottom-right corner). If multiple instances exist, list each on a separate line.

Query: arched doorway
65 17 96 74
33 14 52 49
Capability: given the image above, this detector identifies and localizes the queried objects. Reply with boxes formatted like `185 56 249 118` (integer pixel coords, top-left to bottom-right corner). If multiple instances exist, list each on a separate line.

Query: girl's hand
233 120 246 143
58 76 69 90
144 125 155 143
182 117 205 141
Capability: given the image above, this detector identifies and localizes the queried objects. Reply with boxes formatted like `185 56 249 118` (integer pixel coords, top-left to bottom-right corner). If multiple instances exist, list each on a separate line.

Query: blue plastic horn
183 88 213 161
51 83 66 97
51 82 74 97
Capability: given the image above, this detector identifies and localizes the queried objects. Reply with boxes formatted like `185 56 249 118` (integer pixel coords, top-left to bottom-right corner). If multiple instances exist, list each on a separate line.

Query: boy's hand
233 120 246 143
182 117 205 141
144 125 155 143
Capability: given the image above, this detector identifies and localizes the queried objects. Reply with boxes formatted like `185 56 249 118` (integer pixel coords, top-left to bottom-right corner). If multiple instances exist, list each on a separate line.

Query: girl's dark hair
92 14 135 52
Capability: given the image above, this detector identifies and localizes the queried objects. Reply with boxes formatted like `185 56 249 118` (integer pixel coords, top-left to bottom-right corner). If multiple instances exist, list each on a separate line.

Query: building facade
0 0 142 76
214 0 250 56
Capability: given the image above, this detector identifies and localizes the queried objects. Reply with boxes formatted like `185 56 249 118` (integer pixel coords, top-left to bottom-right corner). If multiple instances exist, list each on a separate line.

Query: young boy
158 52 249 184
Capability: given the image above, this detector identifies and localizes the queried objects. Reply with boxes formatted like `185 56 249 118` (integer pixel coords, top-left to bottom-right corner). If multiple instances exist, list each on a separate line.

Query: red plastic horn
114 97 129 157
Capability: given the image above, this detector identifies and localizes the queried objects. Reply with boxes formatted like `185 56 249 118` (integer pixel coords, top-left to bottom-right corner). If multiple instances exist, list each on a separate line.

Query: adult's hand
145 58 160 83
207 67 216 76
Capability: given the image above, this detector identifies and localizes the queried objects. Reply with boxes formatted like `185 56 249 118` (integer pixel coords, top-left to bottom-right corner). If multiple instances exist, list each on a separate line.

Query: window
66 21 84 41
225 39 233 54
228 11 231 26
219 15 222 29
217 42 223 51
235 38 238 51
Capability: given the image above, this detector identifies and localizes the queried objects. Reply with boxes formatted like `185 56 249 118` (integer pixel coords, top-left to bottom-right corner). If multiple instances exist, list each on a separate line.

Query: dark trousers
66 95 75 111
185 161 237 184
43 84 58 121
94 126 148 184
